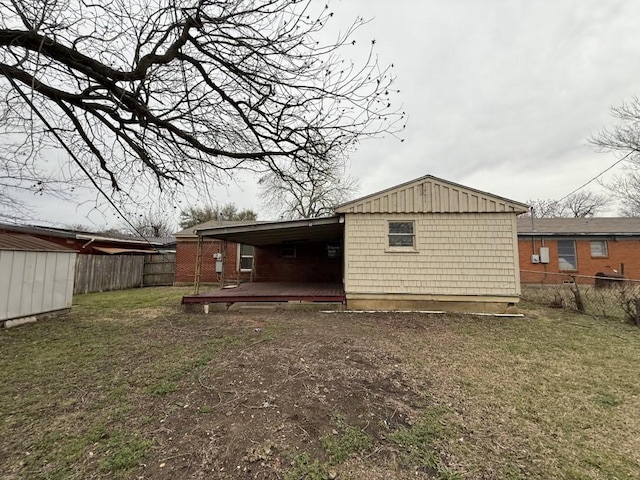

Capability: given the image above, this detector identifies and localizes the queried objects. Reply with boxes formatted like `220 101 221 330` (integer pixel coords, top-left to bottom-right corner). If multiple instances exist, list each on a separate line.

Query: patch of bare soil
136 311 435 479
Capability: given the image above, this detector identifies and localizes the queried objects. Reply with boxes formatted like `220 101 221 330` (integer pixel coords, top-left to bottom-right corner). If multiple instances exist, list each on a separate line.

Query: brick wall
174 239 250 285
344 212 520 296
519 237 640 284
253 242 342 283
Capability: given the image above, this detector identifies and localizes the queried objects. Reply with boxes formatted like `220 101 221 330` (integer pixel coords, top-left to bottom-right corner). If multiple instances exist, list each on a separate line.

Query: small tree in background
179 203 257 229
525 191 610 218
562 191 611 217
258 152 359 219
126 211 176 238
525 198 564 218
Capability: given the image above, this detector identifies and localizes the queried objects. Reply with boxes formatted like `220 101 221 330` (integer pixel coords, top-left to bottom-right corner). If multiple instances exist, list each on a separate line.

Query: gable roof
517 217 640 236
335 174 529 214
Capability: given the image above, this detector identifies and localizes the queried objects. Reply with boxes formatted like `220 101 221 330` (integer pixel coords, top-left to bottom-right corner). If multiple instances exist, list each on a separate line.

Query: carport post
194 235 203 295
220 240 227 288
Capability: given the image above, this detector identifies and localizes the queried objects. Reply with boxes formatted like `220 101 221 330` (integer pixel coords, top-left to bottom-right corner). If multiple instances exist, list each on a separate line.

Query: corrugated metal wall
0 250 77 321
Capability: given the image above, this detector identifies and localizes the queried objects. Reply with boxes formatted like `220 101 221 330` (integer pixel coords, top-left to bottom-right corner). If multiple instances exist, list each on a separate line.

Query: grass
0 287 251 479
388 406 449 472
1 287 640 479
521 283 640 323
284 453 331 480
396 303 640 479
320 418 373 465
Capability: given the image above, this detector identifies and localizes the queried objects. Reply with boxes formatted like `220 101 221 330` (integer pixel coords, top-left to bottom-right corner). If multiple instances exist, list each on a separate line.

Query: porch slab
181 282 345 305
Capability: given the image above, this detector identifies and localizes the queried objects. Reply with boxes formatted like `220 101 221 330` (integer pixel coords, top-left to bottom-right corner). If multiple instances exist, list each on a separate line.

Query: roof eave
195 216 342 237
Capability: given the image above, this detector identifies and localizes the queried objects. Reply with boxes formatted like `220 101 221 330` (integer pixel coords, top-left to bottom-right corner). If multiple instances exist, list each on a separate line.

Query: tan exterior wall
343 212 521 299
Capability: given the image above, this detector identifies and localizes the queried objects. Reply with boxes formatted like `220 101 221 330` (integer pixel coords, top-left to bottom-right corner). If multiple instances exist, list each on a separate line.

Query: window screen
239 244 254 271
388 221 415 247
590 240 608 257
557 240 577 270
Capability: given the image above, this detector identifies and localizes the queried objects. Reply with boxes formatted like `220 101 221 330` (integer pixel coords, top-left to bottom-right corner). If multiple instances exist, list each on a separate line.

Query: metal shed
0 233 77 326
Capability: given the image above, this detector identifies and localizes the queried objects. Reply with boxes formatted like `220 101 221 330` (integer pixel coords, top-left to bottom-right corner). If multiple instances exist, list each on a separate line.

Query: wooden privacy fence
74 254 144 294
74 253 175 294
143 253 176 286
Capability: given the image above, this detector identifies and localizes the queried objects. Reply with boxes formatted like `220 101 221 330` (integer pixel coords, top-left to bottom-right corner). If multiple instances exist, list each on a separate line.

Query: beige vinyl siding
344 213 520 297
336 175 529 215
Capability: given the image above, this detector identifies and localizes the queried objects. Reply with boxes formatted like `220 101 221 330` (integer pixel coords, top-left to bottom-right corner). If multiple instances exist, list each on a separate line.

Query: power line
556 151 633 203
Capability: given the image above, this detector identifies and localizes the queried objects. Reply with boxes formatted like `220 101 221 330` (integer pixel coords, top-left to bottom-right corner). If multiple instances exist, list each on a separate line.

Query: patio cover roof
92 246 158 254
195 216 344 246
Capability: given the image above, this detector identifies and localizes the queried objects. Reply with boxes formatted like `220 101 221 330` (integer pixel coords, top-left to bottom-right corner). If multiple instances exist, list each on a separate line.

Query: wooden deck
181 282 345 304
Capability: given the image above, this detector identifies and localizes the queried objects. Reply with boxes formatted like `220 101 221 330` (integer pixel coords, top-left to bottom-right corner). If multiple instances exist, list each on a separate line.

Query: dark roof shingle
517 217 640 235
0 233 75 252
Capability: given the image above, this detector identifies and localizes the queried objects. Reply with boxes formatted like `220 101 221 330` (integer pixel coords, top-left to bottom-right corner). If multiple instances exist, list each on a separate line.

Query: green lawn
1 288 639 479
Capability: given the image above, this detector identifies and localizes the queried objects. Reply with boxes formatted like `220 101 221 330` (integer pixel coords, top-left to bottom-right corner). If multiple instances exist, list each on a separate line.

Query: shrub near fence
521 270 640 326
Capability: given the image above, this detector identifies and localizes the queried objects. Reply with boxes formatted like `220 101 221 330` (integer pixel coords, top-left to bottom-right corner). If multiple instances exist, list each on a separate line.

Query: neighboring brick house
174 220 258 285
517 217 640 284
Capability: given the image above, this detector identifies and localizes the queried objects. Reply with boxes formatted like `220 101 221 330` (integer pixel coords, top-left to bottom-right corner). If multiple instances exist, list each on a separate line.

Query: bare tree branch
525 191 610 218
258 150 358 219
0 0 404 219
591 97 640 217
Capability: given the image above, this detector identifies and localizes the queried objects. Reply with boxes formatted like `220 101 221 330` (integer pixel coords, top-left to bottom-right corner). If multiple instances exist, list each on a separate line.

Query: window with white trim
590 240 608 257
239 244 254 271
388 221 415 248
557 240 577 270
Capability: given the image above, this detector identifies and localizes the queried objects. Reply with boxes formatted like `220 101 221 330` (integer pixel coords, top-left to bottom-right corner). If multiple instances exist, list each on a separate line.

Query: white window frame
238 244 254 272
590 240 608 258
557 240 577 271
387 220 417 251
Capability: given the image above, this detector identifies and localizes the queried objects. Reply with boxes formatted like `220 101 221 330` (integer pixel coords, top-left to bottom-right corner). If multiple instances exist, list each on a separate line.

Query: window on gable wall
590 240 608 257
239 244 254 271
557 240 577 270
388 221 415 248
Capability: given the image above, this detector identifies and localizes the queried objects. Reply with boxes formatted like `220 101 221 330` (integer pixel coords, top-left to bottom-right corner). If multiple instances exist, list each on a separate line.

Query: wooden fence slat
73 253 175 294
142 253 175 286
74 255 144 294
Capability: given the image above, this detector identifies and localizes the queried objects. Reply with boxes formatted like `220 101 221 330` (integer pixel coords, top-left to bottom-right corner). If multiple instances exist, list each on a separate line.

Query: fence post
569 275 586 313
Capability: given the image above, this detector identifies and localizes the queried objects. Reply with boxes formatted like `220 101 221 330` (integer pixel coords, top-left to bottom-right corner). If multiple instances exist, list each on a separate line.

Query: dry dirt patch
139 311 436 479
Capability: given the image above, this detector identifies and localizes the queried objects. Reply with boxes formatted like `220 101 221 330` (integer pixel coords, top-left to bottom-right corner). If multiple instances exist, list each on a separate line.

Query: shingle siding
344 213 520 296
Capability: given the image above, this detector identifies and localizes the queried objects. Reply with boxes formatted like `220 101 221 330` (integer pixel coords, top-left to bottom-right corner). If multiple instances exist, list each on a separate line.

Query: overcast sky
6 0 640 229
